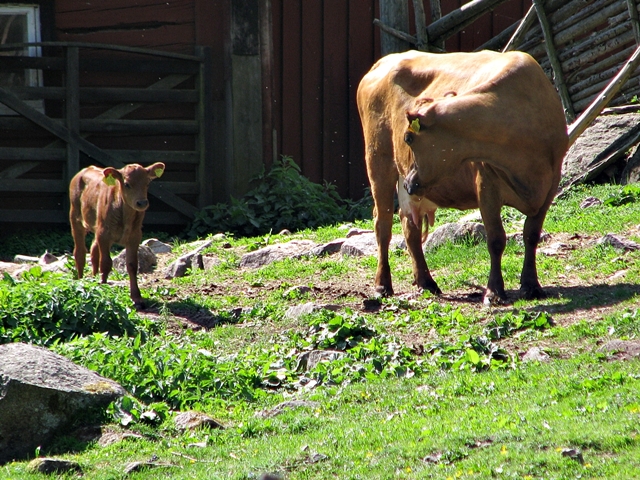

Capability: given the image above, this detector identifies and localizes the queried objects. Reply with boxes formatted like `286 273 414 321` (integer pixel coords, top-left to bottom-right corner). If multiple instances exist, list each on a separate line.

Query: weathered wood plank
0 179 66 192
0 148 66 161
0 86 198 218
78 119 198 135
379 0 410 54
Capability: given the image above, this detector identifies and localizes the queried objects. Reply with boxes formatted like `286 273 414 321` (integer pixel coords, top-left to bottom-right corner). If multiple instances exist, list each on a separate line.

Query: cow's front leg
399 209 440 295
369 171 397 296
125 239 144 309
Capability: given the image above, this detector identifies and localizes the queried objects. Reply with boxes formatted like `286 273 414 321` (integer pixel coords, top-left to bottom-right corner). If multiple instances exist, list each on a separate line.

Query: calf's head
103 162 165 211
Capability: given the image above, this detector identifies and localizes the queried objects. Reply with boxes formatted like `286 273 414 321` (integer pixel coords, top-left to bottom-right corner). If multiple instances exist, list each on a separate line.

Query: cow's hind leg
477 171 507 304
520 196 554 299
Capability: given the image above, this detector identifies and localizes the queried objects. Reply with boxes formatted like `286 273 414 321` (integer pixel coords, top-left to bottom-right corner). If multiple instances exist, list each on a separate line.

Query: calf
69 163 165 308
357 50 569 304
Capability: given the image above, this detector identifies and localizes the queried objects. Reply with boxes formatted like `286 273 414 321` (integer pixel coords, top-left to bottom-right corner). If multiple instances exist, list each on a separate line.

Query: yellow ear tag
410 118 421 133
154 168 164 178
103 174 116 186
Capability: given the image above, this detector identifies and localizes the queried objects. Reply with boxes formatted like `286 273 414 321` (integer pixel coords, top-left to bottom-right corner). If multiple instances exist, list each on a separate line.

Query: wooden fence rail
0 42 213 225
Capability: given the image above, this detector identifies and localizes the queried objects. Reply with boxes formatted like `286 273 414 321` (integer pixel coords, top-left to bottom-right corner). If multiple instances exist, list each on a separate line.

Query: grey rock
239 240 317 268
174 411 224 432
285 302 340 320
296 350 346 372
310 238 346 256
561 113 640 191
212 233 227 241
580 196 603 208
164 240 213 278
27 458 82 474
202 255 220 270
13 254 40 264
424 222 486 251
283 285 313 297
622 145 640 184
521 347 550 363
598 340 640 358
0 343 125 464
597 233 640 251
141 238 173 254
345 227 374 238
113 245 157 274
341 233 404 257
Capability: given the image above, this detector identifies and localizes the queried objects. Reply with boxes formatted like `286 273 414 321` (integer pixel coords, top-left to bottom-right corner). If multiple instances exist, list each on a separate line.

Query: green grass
2 183 640 478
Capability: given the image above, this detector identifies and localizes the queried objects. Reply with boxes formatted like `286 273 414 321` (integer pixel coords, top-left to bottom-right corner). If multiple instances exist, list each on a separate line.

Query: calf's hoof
132 298 147 311
374 284 394 297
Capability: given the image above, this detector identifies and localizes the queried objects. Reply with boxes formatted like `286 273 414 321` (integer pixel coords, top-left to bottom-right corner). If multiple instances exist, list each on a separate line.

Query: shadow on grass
439 282 639 315
528 282 640 315
151 297 245 330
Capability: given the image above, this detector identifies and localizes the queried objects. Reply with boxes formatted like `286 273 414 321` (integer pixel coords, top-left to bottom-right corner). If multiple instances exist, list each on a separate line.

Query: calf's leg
70 220 87 279
95 235 113 284
125 236 144 308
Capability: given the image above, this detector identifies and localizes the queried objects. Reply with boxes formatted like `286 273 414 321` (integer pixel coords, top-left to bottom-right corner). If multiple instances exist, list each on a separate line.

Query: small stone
580 196 603 208
174 411 224 432
142 238 173 254
296 350 345 371
27 458 82 474
521 347 550 362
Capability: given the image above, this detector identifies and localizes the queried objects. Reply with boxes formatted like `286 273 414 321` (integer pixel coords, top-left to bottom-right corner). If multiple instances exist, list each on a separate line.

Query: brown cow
69 162 165 308
357 50 568 304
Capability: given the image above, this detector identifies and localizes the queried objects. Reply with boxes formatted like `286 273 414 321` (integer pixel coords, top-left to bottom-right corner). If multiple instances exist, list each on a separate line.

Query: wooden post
430 0 445 50
626 0 640 44
228 0 264 198
503 6 537 52
196 46 214 208
65 46 79 179
379 0 410 55
532 0 575 123
412 0 428 51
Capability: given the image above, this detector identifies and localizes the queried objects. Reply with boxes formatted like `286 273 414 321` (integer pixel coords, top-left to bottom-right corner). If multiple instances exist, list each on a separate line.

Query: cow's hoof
419 284 442 296
375 285 394 297
521 285 547 300
483 289 507 306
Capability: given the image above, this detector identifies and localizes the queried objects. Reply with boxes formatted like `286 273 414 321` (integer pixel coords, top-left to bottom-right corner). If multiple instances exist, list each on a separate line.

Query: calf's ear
147 162 166 179
103 167 122 186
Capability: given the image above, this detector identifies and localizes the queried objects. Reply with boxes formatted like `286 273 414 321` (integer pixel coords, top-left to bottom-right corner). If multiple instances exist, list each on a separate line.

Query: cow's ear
147 162 165 179
103 167 122 186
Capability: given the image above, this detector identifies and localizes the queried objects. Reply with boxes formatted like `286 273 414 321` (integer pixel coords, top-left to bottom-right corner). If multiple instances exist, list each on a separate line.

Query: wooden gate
0 42 214 225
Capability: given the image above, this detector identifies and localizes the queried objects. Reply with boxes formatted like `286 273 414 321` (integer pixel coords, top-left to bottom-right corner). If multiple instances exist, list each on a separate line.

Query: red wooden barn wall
51 0 531 204
270 0 532 200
